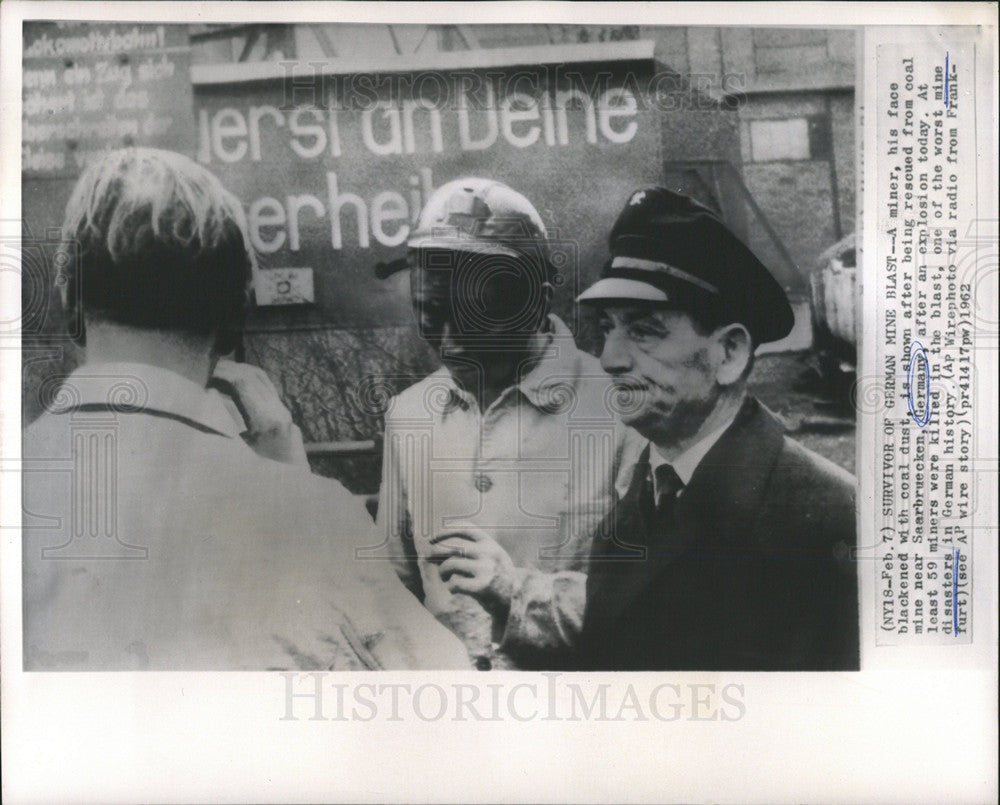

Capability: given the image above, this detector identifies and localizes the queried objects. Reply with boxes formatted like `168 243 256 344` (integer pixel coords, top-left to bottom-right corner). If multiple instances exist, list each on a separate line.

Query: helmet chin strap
374 256 409 280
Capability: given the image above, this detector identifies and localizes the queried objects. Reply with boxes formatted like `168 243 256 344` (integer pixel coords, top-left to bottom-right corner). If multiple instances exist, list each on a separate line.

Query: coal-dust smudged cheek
681 345 714 374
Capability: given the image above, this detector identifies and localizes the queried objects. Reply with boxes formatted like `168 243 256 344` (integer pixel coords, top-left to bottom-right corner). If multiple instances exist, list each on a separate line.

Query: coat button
474 473 493 493
475 656 493 671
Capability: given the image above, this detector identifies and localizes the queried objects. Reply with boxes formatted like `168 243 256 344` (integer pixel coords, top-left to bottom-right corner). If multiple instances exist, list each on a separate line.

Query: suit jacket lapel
589 397 786 632
675 397 785 547
587 445 654 627
592 443 652 562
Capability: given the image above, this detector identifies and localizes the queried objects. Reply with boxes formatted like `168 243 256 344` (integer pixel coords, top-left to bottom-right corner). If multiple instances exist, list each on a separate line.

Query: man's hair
59 147 254 337
676 292 757 380
611 292 757 379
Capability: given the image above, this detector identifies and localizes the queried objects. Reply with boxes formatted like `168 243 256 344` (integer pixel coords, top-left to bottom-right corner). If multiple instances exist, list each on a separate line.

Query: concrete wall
197 24 857 282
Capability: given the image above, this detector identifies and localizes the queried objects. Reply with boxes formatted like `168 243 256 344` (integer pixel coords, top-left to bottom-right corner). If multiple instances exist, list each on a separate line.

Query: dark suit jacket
579 396 859 671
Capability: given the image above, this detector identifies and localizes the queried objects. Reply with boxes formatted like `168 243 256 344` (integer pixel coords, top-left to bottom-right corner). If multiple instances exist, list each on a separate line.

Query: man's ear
62 280 85 346
714 323 753 386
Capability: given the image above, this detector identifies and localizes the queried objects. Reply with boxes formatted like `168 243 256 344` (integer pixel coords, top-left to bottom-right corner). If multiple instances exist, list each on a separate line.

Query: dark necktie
652 463 684 532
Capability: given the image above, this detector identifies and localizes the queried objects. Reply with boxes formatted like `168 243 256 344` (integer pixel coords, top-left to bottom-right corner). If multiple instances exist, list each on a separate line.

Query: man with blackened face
376 178 639 670
409 245 552 408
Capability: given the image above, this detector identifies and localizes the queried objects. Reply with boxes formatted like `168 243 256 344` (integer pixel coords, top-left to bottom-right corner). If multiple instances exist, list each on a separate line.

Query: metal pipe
305 440 378 457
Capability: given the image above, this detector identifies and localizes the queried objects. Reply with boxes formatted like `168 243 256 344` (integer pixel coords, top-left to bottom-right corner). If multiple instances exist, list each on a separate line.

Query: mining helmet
375 178 552 279
408 177 550 263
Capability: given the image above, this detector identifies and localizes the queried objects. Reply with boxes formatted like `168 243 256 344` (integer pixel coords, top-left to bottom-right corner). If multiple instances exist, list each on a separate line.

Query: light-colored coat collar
47 361 243 438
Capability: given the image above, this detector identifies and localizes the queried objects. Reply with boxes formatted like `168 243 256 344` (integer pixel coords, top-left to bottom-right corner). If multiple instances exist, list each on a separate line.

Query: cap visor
576 278 670 304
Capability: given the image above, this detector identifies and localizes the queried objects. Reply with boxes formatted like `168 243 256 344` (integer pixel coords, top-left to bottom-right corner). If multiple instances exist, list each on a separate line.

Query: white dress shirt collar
648 409 739 496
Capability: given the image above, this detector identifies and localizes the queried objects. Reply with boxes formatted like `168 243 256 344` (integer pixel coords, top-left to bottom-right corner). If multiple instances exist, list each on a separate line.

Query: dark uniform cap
577 187 794 344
